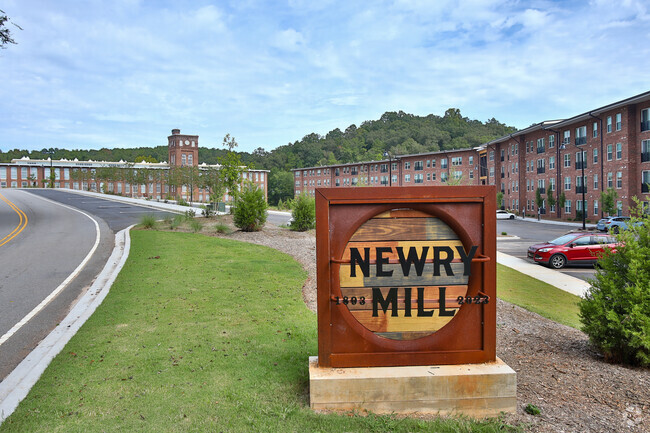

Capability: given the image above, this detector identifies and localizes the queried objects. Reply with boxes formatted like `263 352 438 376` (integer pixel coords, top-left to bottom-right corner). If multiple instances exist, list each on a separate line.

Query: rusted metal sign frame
315 186 496 368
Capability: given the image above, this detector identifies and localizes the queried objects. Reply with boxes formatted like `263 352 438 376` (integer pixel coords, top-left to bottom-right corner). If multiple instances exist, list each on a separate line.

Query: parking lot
497 218 598 282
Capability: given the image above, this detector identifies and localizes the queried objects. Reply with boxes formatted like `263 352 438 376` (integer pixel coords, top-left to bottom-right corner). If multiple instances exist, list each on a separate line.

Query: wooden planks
338 208 469 341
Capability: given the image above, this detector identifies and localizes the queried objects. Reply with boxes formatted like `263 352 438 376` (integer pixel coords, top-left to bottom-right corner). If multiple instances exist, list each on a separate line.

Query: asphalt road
0 189 176 382
497 218 598 282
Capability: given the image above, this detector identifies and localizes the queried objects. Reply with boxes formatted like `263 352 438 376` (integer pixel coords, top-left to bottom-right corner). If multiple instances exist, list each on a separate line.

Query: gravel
221 220 649 432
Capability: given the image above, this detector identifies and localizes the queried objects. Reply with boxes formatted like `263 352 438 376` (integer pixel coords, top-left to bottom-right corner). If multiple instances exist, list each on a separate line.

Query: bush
178 198 190 206
215 223 230 235
140 214 157 229
579 202 650 367
189 219 203 233
170 214 184 230
232 183 268 232
290 193 315 231
185 209 196 219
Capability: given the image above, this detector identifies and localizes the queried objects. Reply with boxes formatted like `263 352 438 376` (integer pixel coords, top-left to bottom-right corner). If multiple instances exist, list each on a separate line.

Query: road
0 189 176 381
497 218 597 282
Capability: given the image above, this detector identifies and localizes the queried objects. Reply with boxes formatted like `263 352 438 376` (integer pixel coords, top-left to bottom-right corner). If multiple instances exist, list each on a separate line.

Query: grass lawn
497 264 582 329
1 230 520 433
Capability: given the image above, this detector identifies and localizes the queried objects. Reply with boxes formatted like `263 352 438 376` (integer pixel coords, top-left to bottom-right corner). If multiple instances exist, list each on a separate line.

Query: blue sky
1 0 649 154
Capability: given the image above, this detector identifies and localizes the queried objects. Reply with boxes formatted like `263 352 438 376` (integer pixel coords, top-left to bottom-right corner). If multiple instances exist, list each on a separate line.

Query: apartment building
293 91 650 221
0 129 269 202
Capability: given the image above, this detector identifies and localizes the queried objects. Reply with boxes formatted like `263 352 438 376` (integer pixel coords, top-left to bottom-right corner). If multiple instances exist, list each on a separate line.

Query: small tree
601 187 618 216
579 200 650 367
232 183 267 232
535 188 544 220
220 134 245 204
546 184 556 212
290 193 315 231
496 191 504 210
558 192 566 218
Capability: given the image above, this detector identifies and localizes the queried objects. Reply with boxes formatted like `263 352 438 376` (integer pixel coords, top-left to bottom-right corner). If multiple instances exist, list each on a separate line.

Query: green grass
139 214 157 230
497 264 582 329
1 231 521 433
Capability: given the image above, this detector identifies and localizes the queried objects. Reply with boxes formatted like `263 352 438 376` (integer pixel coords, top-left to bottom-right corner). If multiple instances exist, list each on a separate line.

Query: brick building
0 129 268 203
293 91 650 221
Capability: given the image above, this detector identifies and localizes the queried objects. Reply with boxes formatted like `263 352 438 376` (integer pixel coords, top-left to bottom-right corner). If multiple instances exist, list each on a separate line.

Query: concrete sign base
309 356 516 418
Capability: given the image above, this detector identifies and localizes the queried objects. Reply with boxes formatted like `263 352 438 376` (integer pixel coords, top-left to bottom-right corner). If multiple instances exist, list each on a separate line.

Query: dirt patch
157 216 650 432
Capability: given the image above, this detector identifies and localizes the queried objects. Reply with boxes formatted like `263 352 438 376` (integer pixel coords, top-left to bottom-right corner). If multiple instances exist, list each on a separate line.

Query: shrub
189 219 203 233
170 214 184 230
185 209 196 219
215 223 230 235
232 183 268 232
579 202 650 367
290 193 315 231
178 198 189 207
201 204 214 218
140 214 157 229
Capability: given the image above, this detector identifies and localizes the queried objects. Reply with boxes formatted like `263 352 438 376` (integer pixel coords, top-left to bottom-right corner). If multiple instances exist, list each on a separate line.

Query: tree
535 188 544 220
219 134 245 204
601 187 618 216
579 201 650 366
290 193 315 231
233 183 267 232
546 184 556 213
200 166 225 204
496 191 504 210
0 10 21 49
268 169 294 206
558 192 566 218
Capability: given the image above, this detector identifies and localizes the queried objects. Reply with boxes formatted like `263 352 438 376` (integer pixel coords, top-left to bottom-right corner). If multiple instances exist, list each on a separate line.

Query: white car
496 210 516 220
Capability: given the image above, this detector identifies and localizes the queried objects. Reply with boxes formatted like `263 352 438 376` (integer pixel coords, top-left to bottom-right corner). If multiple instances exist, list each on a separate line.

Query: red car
527 232 618 269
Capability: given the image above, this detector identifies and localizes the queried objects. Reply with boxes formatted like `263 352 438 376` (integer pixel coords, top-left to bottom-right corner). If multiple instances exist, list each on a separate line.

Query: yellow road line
0 191 28 247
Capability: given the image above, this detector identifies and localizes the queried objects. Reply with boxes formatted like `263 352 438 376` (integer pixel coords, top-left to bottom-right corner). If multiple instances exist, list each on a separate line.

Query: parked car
606 217 643 233
597 216 628 232
496 210 516 220
527 232 618 269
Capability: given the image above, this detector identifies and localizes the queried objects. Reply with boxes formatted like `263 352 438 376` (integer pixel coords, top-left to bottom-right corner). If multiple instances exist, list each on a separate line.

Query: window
564 154 571 168
414 173 424 183
549 135 555 148
0 167 6 180
11 167 17 179
404 162 411 170
607 144 613 161
452 157 462 166
616 172 622 188
427 173 431 181
489 151 494 161
537 138 545 153
426 160 431 168
391 174 398 184
616 113 622 131
380 163 388 173
593 174 598 189
563 130 570 145
617 201 623 216
565 199 572 214
441 172 448 182
454 170 462 180
593 148 598 164
549 156 555 170
441 158 448 169
593 122 598 138
469 170 474 179
594 200 599 216
430 159 436 168
616 142 622 160
607 172 613 188
550 178 556 191
391 162 397 171
181 154 186 166
469 156 474 165
642 108 650 132
576 126 587 145
565 177 571 190
430 173 436 181
607 116 612 133
20 167 27 178
404 174 411 183
414 161 423 170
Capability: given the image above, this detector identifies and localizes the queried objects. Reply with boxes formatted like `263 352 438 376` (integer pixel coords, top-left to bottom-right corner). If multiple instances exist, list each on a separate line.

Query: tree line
1 108 516 204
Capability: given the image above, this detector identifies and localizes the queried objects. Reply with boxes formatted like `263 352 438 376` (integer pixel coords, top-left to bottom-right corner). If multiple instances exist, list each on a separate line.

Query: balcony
537 187 545 194
576 186 587 194
642 152 650 162
575 136 587 146
576 161 587 170
501 172 505 178
537 166 545 174
537 146 545 154
642 120 650 132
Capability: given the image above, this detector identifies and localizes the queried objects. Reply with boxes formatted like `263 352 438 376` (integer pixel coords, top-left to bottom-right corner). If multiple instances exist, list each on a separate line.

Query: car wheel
509 215 515 219
549 254 567 269
611 226 619 234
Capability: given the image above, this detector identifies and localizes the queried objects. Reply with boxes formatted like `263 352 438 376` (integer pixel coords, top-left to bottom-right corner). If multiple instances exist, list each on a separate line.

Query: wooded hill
1 108 515 170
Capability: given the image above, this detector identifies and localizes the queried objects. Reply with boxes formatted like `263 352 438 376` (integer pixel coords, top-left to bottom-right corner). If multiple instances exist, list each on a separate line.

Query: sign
315 186 496 368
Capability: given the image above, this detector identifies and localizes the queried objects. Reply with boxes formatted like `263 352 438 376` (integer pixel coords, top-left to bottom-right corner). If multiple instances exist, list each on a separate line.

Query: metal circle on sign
338 208 470 341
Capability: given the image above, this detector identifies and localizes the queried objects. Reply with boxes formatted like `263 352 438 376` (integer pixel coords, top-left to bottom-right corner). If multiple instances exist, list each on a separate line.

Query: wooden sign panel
315 186 496 368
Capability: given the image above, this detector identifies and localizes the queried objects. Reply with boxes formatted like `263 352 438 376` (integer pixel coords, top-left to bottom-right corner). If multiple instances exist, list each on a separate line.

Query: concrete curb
496 251 591 298
0 225 134 423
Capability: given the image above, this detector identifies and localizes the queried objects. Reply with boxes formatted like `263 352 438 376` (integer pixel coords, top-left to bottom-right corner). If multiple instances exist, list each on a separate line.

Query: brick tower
168 129 199 167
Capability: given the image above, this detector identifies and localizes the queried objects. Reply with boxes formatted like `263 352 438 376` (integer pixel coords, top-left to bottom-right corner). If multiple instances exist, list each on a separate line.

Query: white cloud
272 28 306 52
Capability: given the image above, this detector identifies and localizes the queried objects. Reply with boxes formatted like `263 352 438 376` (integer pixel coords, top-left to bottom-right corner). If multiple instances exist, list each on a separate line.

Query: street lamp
559 142 587 230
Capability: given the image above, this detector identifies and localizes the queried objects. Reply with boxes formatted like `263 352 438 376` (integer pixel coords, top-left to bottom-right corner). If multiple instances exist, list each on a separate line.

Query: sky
1 0 649 154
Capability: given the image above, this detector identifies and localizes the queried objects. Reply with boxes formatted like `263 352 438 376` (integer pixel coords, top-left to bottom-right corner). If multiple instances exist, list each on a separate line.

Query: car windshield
548 234 580 245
